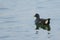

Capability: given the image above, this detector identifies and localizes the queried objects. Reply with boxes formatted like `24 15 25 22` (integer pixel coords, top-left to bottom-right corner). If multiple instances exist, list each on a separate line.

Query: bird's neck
36 17 40 19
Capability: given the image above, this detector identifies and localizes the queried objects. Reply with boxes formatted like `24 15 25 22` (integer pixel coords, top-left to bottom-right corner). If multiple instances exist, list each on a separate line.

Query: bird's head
34 13 40 18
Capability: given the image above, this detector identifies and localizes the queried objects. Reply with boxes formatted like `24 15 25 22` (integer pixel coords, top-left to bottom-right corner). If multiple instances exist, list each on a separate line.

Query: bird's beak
34 15 35 17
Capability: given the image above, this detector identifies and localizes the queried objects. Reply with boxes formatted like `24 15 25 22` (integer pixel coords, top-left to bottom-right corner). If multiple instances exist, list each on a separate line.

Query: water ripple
0 8 8 10
0 35 10 39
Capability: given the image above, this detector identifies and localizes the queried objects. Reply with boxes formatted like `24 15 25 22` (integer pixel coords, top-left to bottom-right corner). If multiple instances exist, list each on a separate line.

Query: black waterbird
34 13 51 34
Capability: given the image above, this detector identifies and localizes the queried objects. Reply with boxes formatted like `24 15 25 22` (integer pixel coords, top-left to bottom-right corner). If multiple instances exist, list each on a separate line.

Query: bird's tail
45 18 50 24
48 18 50 24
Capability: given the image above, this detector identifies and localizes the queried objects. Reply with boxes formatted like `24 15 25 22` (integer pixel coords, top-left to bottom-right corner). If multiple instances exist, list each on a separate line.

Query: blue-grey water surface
0 0 60 40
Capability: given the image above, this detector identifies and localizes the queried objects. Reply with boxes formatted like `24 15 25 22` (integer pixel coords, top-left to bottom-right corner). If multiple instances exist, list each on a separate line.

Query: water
0 0 60 40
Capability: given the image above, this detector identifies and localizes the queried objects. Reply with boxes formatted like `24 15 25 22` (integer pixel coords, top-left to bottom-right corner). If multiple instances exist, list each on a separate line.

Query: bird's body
35 18 50 25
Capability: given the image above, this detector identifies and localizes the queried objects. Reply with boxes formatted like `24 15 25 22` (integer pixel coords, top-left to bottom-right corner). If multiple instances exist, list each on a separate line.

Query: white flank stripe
45 20 48 24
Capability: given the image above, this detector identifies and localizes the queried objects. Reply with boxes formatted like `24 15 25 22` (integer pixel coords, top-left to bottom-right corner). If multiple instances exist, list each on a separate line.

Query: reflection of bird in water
34 13 51 34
